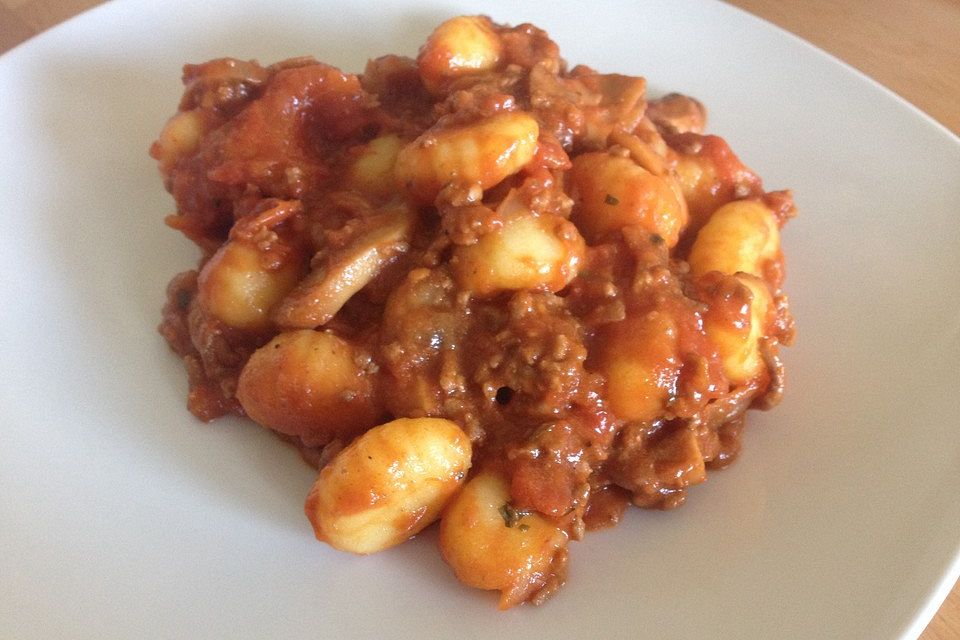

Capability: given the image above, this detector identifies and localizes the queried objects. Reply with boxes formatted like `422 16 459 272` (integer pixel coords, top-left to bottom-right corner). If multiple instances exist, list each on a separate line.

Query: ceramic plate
1 1 958 638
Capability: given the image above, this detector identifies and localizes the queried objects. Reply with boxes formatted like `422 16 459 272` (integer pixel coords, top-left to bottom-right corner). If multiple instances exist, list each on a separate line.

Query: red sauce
153 15 795 607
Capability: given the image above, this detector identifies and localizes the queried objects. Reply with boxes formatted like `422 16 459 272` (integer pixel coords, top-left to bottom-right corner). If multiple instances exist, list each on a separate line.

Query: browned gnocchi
236 329 382 446
155 15 795 609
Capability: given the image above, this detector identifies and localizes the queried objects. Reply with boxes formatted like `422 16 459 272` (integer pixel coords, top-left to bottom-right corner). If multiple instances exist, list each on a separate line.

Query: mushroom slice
273 204 416 328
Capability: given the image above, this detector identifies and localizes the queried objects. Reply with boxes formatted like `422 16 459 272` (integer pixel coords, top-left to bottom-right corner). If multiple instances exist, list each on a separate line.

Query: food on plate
153 15 796 609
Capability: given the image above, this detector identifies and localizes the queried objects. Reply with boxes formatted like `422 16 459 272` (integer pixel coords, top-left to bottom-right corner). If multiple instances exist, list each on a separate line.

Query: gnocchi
593 310 681 423
569 151 688 246
155 16 796 610
196 202 306 332
196 239 304 331
439 471 568 609
451 206 584 296
698 272 774 385
150 109 206 174
306 418 472 554
417 15 503 94
236 330 382 447
395 111 539 204
344 134 405 200
688 199 781 281
671 134 763 230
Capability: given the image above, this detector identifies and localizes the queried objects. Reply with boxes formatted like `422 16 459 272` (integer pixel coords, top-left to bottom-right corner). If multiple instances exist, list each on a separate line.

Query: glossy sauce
154 16 795 607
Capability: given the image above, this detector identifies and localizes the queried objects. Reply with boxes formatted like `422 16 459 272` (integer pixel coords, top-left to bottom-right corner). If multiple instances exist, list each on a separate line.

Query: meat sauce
153 15 795 608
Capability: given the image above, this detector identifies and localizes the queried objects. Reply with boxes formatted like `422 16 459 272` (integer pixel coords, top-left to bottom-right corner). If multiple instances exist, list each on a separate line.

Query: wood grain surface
1 1 958 638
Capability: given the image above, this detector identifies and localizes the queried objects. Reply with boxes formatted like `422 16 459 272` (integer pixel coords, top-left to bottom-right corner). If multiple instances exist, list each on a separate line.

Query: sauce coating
154 15 796 608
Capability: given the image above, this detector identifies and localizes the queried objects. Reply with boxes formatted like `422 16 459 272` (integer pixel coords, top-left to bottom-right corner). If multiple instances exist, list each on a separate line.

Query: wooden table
1 1 958 637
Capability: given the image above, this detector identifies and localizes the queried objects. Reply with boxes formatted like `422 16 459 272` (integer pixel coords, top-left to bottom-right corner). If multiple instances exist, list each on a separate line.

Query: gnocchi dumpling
700 273 773 385
451 210 584 296
305 417 472 554
151 109 206 174
438 471 568 609
395 111 539 204
688 199 780 280
417 15 503 94
345 134 405 199
672 136 763 230
197 237 305 332
236 330 382 446
569 151 688 246
593 311 680 423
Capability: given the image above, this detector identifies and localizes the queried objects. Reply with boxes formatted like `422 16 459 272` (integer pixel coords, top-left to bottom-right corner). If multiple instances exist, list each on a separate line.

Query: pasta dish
152 15 795 608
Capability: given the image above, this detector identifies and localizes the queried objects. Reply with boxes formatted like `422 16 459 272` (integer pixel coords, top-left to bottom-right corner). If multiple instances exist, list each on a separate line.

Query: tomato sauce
152 15 795 606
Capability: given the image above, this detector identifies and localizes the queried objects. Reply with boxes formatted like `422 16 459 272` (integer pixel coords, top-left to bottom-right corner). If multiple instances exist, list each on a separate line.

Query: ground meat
152 14 795 608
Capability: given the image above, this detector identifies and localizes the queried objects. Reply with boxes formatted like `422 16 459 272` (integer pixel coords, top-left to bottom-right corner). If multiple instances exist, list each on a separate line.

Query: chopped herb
498 502 531 528
604 194 619 206
650 233 664 245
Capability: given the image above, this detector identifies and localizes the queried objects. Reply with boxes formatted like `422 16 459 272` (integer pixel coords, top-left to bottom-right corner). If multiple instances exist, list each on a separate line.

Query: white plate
1 1 958 638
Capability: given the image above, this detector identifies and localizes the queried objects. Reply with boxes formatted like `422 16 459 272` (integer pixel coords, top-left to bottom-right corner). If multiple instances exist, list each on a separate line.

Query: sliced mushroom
646 93 707 134
272 204 416 329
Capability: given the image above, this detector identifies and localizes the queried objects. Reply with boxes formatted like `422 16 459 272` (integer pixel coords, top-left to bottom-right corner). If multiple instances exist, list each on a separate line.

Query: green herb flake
498 503 513 527
650 233 664 245
498 502 530 528
604 194 619 206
